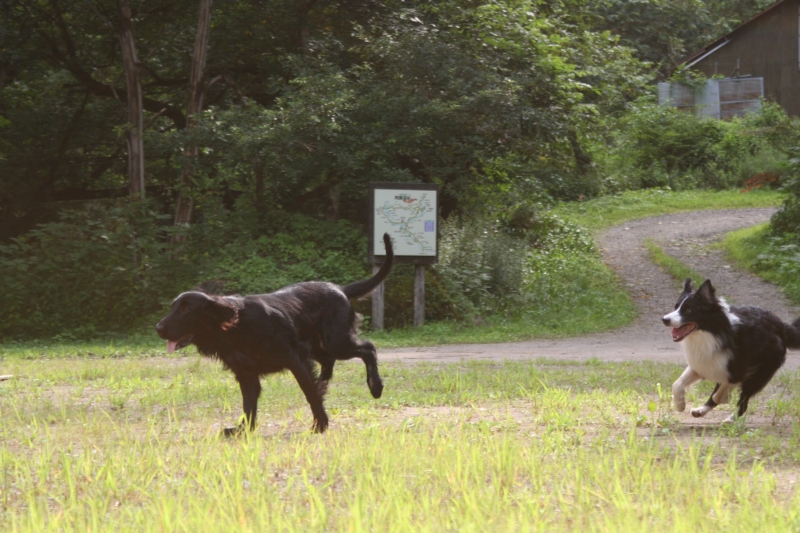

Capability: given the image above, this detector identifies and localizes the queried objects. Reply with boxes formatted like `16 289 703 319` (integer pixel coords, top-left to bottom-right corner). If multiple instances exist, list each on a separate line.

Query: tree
173 0 213 231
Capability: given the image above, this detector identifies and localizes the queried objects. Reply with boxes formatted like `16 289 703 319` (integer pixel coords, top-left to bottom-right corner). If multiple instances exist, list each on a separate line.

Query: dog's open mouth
167 335 193 354
671 323 697 342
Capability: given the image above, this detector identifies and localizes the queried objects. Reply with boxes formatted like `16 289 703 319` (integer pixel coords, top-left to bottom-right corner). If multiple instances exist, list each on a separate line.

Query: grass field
2 355 800 531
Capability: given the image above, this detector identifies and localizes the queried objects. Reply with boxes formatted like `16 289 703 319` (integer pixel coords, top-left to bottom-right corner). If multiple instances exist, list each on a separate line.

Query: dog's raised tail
788 317 800 349
342 233 394 299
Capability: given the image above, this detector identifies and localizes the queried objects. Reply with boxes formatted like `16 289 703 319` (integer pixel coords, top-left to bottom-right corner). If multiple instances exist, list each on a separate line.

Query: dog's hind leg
728 357 784 423
355 341 383 399
323 328 384 398
672 366 702 412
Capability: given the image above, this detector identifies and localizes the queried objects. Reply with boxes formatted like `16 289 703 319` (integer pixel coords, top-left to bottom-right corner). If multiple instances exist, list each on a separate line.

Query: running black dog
663 278 800 422
155 234 394 434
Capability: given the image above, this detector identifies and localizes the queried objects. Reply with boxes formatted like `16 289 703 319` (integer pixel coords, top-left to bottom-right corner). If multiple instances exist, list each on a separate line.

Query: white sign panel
373 188 437 256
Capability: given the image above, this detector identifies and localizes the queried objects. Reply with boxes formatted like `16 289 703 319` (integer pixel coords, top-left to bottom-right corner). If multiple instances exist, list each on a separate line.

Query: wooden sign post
369 182 439 329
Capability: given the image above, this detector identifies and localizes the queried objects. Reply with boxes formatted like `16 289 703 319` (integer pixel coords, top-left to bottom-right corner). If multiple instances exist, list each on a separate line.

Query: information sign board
369 182 438 264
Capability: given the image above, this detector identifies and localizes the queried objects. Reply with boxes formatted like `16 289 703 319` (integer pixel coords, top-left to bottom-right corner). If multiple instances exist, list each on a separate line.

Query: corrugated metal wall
690 0 800 117
658 78 763 119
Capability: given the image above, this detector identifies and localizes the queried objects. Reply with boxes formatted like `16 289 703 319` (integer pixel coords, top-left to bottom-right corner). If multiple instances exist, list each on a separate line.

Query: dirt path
381 207 800 370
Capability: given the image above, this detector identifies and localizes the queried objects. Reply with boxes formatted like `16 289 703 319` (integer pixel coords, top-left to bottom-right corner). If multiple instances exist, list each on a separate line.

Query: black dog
663 278 800 422
155 234 394 434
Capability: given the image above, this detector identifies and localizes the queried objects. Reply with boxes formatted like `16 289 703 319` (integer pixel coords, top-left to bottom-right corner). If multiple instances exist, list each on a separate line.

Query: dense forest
2 0 797 339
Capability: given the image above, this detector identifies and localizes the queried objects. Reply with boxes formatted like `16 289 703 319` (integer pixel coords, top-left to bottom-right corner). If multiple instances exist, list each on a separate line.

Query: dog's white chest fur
681 330 731 384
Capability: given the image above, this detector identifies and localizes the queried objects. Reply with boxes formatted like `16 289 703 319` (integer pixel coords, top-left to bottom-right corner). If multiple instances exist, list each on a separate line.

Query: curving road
380 208 800 369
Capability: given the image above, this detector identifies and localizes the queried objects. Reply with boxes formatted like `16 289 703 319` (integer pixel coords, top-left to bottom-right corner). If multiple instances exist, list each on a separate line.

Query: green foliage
590 0 774 80
771 147 800 238
0 199 373 340
596 102 794 193
723 224 800 305
0 202 189 339
201 212 369 296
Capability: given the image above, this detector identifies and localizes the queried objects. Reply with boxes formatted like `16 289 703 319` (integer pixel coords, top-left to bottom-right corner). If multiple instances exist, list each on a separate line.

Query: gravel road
380 207 800 369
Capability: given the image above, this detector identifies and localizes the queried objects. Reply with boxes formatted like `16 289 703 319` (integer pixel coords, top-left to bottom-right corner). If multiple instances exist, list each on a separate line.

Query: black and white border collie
662 278 800 423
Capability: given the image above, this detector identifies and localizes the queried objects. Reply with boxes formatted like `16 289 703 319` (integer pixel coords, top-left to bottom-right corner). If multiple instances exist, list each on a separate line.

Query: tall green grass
722 224 800 305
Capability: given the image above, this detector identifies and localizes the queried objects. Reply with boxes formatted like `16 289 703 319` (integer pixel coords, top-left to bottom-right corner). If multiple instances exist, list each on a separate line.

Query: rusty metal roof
678 0 792 68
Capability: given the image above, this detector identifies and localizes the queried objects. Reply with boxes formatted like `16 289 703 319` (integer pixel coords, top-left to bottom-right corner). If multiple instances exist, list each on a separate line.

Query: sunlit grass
644 239 705 290
551 189 783 231
2 356 800 531
722 223 800 305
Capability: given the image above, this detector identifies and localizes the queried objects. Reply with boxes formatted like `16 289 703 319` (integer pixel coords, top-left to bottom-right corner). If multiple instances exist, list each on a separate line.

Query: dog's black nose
662 317 671 326
155 322 165 334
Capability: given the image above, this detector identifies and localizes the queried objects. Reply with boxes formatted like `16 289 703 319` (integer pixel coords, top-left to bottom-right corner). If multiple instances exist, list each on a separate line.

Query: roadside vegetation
723 224 800 305
644 239 705 292
720 146 800 306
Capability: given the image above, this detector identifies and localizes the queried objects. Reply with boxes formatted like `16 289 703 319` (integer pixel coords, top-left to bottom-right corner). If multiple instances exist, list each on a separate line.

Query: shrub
0 201 191 339
596 101 793 193
0 199 375 340
771 147 800 238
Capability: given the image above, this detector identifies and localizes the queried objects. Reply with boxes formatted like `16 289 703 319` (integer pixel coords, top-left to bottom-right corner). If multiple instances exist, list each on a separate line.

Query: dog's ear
697 279 716 301
682 278 693 294
204 297 239 330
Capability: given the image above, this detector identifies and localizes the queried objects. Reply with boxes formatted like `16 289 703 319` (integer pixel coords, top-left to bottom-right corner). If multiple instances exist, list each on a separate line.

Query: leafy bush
435 216 530 315
0 198 376 340
771 147 800 238
199 210 370 296
597 101 793 193
0 202 191 339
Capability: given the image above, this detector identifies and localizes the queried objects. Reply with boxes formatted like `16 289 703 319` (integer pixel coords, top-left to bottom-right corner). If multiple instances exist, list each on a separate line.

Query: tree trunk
174 0 212 234
296 0 318 54
116 0 145 200
567 129 593 175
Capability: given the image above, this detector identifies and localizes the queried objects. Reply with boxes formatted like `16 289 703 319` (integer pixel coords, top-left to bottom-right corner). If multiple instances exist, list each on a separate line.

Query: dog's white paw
690 405 711 418
722 413 737 424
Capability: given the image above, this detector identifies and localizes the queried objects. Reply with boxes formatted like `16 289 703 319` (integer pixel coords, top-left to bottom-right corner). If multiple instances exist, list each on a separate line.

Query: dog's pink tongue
167 340 178 354
671 324 692 341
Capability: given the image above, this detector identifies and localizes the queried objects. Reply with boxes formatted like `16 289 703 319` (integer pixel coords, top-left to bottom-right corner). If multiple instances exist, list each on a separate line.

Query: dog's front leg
225 373 261 436
672 366 701 412
285 352 329 433
691 382 732 418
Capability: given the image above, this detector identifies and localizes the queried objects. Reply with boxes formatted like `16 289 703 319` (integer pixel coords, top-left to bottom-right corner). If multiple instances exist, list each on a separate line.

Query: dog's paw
368 376 383 399
722 413 737 425
222 425 244 438
673 396 686 412
690 406 712 418
312 415 329 434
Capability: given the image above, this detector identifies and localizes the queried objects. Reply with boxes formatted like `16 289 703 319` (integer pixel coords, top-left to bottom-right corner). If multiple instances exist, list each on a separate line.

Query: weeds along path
382 207 800 369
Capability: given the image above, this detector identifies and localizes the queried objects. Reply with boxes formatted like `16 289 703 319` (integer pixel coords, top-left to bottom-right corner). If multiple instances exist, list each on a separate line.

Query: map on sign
373 189 437 256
